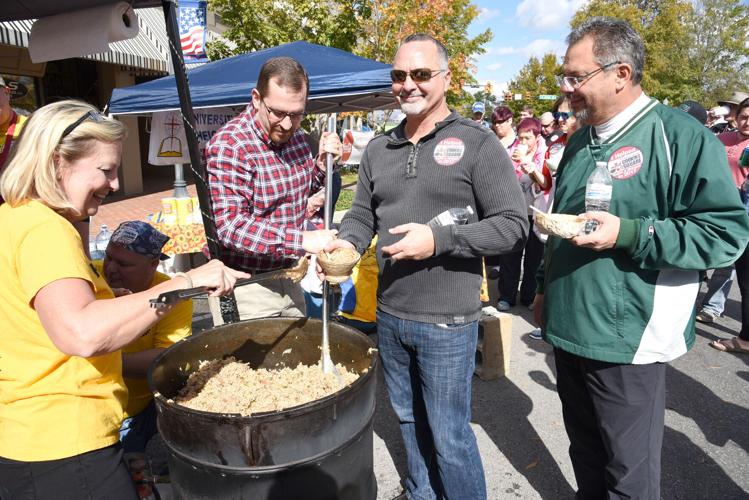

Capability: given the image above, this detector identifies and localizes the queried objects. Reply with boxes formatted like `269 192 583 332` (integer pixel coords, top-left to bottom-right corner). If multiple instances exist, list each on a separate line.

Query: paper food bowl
318 247 361 284
534 212 586 239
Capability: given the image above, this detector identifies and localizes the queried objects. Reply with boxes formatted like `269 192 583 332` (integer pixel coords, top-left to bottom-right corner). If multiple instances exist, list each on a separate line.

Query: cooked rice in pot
171 357 360 416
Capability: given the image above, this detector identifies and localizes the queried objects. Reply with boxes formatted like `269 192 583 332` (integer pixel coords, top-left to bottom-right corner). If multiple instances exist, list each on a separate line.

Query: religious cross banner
148 108 238 166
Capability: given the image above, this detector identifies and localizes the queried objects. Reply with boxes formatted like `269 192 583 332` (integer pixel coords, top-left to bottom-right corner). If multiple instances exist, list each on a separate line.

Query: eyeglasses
261 99 306 123
390 68 446 84
553 111 571 121
60 110 105 141
493 118 511 126
556 61 621 90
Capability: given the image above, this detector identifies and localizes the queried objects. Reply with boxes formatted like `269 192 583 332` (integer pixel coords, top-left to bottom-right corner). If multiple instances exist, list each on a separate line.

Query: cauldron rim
148 317 378 421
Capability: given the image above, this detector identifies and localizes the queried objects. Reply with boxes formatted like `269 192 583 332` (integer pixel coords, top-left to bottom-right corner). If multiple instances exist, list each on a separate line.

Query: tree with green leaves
206 0 365 59
569 0 695 104
464 88 496 119
565 0 749 106
206 0 492 109
687 0 749 104
356 0 491 107
505 53 562 116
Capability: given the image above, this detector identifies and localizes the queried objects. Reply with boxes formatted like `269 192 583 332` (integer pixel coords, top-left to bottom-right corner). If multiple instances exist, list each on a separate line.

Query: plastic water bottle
92 224 111 259
88 235 98 258
584 162 612 234
428 205 474 227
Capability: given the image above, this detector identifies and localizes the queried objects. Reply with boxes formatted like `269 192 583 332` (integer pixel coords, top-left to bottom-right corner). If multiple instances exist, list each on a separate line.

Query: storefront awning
0 7 170 73
3 0 161 22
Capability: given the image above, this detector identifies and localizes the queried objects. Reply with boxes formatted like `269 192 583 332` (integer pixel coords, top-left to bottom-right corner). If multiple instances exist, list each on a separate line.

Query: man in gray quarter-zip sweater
323 34 527 500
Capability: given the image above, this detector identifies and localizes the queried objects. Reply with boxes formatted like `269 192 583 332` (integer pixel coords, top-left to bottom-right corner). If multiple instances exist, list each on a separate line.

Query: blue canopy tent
3 0 396 321
109 41 397 115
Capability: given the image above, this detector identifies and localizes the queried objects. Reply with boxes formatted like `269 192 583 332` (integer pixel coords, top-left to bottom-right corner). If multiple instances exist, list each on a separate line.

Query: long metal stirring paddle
321 114 342 382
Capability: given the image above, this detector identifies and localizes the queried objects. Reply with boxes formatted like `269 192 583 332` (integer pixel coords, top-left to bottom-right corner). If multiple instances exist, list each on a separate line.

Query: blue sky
467 0 588 93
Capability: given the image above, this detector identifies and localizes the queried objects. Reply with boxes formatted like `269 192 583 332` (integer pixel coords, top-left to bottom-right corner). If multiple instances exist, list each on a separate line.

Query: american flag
178 1 207 62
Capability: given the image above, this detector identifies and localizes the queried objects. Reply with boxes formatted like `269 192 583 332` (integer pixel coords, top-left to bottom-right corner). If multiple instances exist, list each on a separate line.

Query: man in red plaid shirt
206 57 340 321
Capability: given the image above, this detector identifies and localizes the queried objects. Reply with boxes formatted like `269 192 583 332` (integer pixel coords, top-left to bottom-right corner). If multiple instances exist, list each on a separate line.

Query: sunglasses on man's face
553 111 571 121
390 68 446 84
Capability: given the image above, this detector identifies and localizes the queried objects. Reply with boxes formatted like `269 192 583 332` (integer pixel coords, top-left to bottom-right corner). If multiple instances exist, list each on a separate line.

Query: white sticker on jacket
608 146 644 179
433 138 465 166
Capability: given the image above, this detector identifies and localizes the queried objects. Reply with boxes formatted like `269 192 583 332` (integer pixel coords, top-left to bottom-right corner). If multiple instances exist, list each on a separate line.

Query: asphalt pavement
367 273 749 499
184 272 748 500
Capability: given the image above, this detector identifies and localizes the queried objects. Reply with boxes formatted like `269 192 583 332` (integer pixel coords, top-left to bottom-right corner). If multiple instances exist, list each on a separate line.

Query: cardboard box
475 308 512 380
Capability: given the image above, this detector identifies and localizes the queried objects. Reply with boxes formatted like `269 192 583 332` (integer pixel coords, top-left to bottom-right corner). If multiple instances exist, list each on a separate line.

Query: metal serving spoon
149 257 309 308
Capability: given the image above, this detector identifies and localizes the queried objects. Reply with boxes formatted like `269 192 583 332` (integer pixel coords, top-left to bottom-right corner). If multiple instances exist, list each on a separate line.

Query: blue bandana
109 221 170 260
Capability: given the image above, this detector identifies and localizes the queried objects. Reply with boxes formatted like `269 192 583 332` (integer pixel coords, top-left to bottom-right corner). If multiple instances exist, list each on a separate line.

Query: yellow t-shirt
93 261 192 417
0 112 27 164
0 201 127 461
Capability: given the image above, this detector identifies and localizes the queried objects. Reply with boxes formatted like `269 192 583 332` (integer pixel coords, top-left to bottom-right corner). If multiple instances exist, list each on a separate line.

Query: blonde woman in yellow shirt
0 100 248 499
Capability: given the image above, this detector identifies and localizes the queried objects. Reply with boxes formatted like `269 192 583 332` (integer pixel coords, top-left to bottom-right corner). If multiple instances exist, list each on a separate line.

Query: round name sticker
433 137 465 166
608 146 644 180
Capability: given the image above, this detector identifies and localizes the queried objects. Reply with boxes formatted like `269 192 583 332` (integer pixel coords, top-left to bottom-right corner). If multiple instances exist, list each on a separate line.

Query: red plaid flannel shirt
206 104 324 272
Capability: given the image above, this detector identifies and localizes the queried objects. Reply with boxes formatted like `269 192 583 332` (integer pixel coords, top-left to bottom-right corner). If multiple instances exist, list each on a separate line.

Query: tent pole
161 0 239 323
173 163 189 198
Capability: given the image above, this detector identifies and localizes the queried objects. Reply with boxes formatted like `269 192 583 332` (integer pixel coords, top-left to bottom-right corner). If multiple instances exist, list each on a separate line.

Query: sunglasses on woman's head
390 68 446 83
553 111 571 121
60 110 105 141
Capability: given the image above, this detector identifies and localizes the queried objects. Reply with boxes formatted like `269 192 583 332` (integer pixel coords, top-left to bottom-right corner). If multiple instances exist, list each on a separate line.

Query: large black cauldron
148 317 378 500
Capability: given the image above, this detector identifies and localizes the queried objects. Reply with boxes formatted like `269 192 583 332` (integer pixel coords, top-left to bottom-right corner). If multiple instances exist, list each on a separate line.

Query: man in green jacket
533 17 749 499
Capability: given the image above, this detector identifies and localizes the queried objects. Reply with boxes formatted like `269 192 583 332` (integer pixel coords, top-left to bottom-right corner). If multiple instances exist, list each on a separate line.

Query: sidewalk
89 185 199 239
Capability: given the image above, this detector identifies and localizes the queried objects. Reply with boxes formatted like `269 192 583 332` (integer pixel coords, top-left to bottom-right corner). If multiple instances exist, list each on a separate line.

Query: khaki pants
209 278 306 326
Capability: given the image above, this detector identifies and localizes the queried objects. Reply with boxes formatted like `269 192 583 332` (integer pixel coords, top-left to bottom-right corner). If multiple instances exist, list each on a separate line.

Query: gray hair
567 17 645 85
400 33 449 71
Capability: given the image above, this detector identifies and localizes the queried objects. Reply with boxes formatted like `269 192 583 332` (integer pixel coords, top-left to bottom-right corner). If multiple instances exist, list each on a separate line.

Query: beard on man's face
400 101 426 115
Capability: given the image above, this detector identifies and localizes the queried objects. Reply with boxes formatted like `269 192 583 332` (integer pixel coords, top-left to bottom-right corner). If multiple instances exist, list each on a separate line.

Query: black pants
554 348 665 500
497 216 545 305
0 444 137 500
734 241 749 341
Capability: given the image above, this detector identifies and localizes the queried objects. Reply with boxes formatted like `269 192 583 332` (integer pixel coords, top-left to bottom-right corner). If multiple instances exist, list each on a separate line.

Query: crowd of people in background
474 71 749 354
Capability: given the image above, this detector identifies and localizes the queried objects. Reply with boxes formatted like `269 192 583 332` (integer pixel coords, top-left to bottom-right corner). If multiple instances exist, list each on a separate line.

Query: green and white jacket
538 97 749 364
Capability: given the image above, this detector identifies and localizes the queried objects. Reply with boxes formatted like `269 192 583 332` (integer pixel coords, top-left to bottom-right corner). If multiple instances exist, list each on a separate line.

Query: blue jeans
700 266 735 316
377 310 486 500
119 400 157 454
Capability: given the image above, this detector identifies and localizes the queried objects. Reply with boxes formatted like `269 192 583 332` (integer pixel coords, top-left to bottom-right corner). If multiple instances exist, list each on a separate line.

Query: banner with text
148 108 237 165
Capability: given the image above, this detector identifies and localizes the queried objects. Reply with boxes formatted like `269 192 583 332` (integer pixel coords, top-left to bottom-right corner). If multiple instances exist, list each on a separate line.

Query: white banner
148 108 238 165
341 129 375 165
